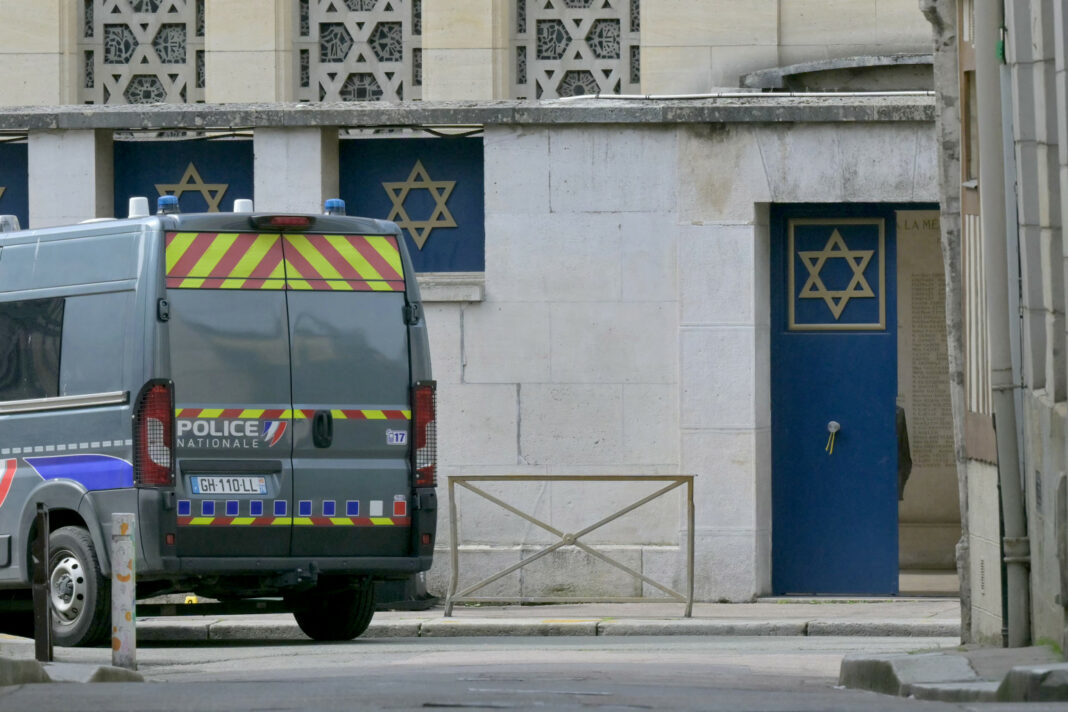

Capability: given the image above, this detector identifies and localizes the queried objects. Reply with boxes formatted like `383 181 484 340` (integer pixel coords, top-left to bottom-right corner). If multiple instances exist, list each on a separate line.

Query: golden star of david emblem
383 160 457 249
155 163 228 212
797 229 875 319
0 187 6 200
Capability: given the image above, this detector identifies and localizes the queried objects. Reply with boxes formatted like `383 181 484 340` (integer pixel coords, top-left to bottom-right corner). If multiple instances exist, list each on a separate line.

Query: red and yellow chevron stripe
177 516 410 527
174 408 411 420
166 232 285 289
165 233 405 291
283 234 405 291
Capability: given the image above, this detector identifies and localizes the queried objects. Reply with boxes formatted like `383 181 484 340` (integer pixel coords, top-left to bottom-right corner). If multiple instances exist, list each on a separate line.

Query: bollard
110 513 136 670
31 503 52 662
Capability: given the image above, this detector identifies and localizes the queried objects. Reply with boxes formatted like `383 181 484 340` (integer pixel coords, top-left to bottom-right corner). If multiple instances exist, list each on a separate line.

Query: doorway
769 204 956 595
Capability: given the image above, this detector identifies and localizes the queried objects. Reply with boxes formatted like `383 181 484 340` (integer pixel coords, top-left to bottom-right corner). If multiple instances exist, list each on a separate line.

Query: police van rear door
280 233 413 558
166 230 294 558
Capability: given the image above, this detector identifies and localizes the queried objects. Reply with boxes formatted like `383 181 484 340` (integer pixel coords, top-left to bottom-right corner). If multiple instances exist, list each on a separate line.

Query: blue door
771 206 898 594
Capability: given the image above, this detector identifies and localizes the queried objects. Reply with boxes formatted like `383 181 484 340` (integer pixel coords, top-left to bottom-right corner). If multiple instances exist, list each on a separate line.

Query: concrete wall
6 100 940 603
642 0 931 93
422 0 510 101
1002 0 1068 650
424 119 940 601
0 0 77 105
0 0 935 104
965 459 1005 645
205 0 295 102
896 210 960 569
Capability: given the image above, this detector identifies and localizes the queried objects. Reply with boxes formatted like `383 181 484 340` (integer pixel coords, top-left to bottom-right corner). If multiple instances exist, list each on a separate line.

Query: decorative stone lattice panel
78 0 204 104
296 0 421 102
513 0 640 99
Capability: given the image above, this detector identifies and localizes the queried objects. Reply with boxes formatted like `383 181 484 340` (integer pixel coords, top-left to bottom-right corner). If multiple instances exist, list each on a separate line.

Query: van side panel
0 223 158 587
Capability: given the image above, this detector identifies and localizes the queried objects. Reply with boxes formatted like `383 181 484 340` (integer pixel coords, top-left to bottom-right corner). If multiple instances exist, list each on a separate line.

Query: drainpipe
974 0 1030 647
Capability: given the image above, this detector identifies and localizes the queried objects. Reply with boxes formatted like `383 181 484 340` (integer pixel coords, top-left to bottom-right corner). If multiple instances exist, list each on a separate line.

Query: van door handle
312 410 333 449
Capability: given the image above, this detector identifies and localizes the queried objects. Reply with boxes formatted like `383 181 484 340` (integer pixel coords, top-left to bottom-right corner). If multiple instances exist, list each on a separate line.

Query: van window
0 297 65 401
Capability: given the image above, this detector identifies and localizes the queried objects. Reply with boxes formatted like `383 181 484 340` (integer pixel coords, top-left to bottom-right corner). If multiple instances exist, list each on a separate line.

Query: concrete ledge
137 618 212 642
0 96 935 132
42 662 143 683
364 620 424 638
908 681 999 702
998 663 1068 702
1 658 143 686
0 658 50 686
208 619 306 641
416 272 485 302
808 619 960 637
741 54 933 90
838 653 977 697
596 619 807 636
420 618 599 637
129 612 966 641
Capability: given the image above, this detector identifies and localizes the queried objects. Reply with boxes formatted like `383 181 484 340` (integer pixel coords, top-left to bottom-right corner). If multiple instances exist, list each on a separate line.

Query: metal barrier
444 475 695 617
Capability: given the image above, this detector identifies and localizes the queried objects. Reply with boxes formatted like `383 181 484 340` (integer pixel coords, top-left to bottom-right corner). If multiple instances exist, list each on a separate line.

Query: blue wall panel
113 140 253 217
0 144 28 229
340 137 484 272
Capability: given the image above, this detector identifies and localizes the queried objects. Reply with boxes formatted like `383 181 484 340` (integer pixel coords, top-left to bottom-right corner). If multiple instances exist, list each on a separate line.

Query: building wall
1 101 940 603
1002 0 1068 651
643 0 931 94
0 0 78 105
896 210 960 569
424 119 939 601
0 0 934 105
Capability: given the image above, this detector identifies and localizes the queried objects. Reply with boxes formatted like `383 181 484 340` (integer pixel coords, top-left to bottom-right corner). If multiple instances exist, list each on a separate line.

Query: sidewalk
4 597 1065 701
2 597 960 687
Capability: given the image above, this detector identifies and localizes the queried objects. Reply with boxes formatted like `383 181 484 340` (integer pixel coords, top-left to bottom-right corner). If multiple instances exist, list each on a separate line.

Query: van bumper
154 555 433 576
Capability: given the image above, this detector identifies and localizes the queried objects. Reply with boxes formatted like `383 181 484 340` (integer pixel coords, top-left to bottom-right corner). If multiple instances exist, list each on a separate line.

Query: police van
0 197 436 646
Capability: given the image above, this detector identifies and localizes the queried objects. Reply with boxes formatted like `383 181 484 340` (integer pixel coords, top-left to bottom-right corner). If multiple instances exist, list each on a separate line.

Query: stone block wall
0 1 935 104
424 118 939 602
2 101 940 604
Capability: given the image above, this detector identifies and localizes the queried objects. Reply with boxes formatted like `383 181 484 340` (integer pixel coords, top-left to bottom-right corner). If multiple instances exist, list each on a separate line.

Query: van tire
290 581 375 641
47 526 110 647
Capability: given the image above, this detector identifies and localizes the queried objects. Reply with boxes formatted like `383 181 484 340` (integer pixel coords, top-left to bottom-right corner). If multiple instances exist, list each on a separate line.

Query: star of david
383 160 457 249
0 187 5 201
797 229 876 319
155 163 228 212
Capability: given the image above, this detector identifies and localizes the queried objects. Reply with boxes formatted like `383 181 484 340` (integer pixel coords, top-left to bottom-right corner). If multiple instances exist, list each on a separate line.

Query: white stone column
205 0 295 102
422 0 510 100
28 129 113 228
675 125 773 600
253 127 338 214
0 0 78 106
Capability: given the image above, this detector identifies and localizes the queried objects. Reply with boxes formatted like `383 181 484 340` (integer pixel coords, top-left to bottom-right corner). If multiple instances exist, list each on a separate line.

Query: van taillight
412 381 437 487
133 380 175 487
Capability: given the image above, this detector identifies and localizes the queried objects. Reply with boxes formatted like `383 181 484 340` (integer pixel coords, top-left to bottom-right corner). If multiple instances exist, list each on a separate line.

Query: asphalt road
0 636 1040 711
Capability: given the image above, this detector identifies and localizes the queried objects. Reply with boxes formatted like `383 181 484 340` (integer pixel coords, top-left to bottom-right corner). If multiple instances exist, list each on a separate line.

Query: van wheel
290 581 375 641
48 526 110 647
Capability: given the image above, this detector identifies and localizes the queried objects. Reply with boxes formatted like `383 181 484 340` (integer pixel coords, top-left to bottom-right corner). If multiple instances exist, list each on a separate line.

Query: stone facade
929 0 1068 649
422 115 939 601
0 0 933 105
0 99 939 602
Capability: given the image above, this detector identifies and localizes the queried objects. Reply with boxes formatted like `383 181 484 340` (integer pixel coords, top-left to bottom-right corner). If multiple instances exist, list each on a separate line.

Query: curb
839 650 1068 703
135 616 958 641
838 652 978 698
0 658 143 687
998 663 1068 702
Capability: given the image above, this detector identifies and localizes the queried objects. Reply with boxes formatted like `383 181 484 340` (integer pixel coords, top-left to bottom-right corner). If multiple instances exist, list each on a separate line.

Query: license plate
190 476 267 495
